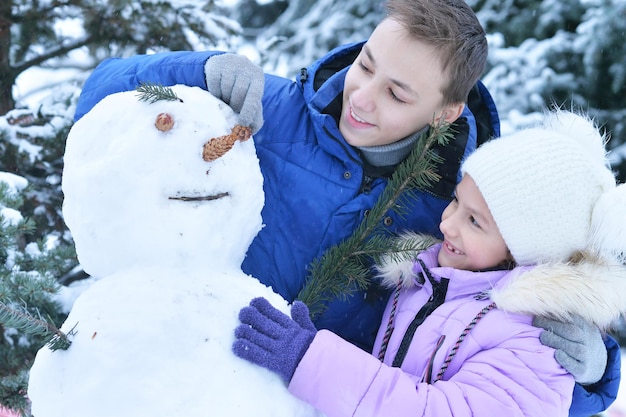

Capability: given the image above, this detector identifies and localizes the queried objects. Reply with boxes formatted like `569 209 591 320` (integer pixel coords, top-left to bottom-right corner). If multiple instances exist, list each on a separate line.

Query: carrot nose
202 125 252 162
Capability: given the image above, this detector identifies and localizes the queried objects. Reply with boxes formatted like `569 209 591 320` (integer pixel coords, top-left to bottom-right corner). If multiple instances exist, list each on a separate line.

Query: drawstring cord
377 282 402 361
433 302 497 382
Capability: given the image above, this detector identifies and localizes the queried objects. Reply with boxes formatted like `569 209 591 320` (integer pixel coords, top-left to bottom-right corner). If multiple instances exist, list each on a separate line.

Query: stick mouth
168 192 229 202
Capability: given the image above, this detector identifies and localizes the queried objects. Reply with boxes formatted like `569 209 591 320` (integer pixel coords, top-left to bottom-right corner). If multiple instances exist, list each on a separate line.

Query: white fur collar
490 254 626 330
376 232 626 330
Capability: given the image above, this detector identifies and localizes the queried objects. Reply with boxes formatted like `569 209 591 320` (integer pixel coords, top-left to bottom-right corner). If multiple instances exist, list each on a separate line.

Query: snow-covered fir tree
0 88 85 414
2 0 241 114
236 0 626 177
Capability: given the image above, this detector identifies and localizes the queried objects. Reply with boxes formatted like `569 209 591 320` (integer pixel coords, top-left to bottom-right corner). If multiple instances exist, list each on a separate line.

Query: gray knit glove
533 315 607 385
204 54 265 133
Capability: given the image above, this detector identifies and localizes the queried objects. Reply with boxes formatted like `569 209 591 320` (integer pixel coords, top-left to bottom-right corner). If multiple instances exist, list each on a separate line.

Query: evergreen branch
0 301 71 351
12 35 94 76
297 121 453 319
367 123 452 225
135 82 183 104
0 371 30 417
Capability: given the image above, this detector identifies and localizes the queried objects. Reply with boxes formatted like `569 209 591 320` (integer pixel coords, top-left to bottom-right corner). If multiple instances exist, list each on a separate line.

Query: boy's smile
345 106 374 128
339 18 461 148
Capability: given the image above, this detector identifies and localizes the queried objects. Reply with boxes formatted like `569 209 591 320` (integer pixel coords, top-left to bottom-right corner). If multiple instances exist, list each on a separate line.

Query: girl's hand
233 297 317 383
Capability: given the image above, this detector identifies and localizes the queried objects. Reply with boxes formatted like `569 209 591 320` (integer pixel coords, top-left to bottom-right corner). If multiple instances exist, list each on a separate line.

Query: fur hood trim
490 253 626 330
375 232 440 289
376 232 626 330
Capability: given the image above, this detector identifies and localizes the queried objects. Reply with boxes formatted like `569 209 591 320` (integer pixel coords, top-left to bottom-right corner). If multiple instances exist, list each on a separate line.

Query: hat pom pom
590 183 626 263
544 111 609 169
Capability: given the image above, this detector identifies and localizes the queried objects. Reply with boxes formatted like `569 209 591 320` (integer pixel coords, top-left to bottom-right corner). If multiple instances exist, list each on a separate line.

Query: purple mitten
233 297 317 383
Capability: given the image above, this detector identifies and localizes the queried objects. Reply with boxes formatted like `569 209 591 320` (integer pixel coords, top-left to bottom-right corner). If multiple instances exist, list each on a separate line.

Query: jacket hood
490 252 626 330
307 42 362 94
377 232 626 330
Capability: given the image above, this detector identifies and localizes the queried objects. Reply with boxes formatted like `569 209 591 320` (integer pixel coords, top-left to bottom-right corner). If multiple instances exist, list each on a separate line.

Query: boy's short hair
385 0 488 105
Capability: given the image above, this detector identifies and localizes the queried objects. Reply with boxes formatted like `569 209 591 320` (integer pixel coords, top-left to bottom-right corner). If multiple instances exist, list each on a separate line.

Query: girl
233 110 626 417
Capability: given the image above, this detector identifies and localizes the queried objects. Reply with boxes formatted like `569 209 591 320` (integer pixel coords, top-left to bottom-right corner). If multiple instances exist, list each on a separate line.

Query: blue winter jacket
73 41 619 416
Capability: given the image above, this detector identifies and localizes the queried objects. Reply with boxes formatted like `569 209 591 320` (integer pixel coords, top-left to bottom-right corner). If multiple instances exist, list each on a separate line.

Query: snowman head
62 85 264 277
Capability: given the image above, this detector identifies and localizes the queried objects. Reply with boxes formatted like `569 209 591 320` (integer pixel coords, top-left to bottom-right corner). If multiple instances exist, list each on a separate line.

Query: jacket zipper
424 335 446 384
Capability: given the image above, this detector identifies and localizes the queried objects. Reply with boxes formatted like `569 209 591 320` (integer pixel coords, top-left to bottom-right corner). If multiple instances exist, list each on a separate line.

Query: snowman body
28 86 323 417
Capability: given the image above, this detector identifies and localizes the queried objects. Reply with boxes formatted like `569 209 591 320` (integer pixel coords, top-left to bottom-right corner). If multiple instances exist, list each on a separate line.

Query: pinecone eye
155 113 175 132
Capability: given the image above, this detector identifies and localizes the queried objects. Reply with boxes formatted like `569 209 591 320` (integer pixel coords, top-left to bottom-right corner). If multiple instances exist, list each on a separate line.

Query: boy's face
340 18 463 147
438 175 511 271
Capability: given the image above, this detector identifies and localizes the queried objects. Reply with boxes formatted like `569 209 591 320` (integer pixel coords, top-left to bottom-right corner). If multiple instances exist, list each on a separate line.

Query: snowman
27 85 323 417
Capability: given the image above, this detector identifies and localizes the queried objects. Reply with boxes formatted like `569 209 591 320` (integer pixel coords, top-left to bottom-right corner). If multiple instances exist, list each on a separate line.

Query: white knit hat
461 111 621 266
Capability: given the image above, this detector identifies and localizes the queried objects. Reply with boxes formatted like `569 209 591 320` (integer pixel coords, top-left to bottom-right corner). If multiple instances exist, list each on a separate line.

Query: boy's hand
233 297 316 383
533 315 607 385
204 54 264 133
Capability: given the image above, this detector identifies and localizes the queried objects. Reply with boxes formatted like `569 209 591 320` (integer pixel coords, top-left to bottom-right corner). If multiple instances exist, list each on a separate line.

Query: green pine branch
0 301 71 351
297 121 454 319
136 82 183 104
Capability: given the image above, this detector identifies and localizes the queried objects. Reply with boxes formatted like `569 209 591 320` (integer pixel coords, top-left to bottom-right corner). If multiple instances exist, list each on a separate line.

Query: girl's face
438 175 511 271
340 18 463 147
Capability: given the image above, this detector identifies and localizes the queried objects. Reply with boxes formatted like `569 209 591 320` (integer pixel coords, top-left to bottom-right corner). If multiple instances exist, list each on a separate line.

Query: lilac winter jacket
289 242 592 417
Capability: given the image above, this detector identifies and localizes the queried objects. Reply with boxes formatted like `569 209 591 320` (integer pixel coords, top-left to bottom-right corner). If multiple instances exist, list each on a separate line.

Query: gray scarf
356 126 429 167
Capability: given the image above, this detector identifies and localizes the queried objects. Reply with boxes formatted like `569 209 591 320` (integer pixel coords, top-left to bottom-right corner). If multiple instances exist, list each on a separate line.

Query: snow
0 172 28 194
26 85 323 417
0 172 28 227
